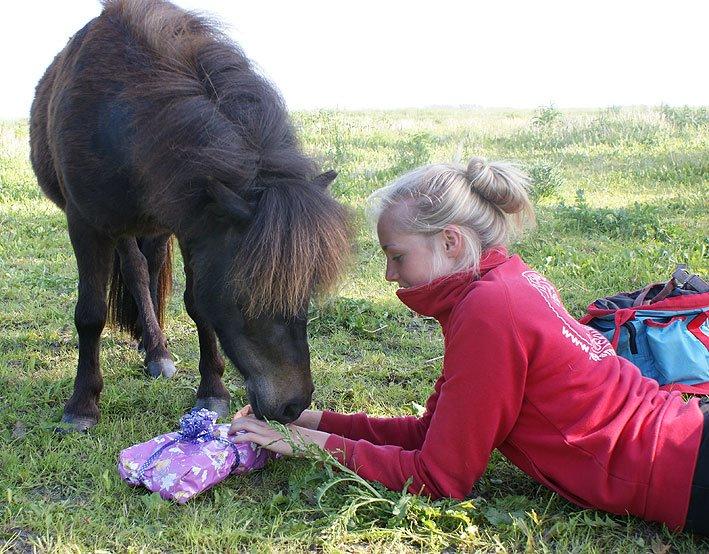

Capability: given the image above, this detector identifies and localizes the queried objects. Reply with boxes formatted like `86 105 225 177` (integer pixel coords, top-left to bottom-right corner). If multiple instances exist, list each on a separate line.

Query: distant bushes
661 105 709 128
498 105 708 152
531 105 563 129
551 189 677 242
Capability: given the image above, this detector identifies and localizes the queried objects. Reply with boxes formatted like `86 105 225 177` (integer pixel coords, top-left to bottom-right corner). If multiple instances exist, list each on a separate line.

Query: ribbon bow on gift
137 409 240 480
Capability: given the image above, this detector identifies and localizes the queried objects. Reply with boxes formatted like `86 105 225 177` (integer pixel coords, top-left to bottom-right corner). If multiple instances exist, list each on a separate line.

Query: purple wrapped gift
118 409 271 503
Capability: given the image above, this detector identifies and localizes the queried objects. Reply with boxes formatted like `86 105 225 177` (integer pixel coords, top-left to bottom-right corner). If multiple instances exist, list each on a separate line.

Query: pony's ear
205 179 253 223
313 170 337 189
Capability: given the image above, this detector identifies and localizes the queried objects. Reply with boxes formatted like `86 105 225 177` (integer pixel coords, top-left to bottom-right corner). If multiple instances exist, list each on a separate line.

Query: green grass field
1 106 708 552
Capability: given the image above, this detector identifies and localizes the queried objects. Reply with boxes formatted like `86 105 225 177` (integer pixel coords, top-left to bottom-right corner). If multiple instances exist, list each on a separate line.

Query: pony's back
31 0 313 214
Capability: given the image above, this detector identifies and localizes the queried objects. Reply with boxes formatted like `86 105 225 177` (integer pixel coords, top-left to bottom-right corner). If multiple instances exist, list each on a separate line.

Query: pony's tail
107 237 173 339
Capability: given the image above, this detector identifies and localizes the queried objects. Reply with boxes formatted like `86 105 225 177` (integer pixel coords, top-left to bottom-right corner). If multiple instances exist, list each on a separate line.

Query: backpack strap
633 281 674 307
688 312 709 350
633 265 709 306
609 309 636 349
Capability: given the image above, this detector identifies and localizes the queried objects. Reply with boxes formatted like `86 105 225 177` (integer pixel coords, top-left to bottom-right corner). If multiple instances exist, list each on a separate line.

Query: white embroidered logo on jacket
522 271 615 362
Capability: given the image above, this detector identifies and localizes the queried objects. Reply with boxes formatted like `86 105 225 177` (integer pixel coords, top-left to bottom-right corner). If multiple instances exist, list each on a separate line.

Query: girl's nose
385 261 398 282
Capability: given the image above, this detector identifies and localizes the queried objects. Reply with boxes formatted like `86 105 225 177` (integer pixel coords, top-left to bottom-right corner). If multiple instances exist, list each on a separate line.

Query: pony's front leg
180 244 230 419
62 214 114 431
116 237 176 378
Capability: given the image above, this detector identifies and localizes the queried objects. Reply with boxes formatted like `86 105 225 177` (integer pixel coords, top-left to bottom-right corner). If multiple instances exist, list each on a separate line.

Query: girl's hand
227 414 329 456
231 404 254 419
230 405 323 430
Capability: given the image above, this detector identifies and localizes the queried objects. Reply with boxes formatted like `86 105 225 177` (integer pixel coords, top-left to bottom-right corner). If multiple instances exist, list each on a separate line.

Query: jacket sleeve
317 377 443 450
323 289 528 499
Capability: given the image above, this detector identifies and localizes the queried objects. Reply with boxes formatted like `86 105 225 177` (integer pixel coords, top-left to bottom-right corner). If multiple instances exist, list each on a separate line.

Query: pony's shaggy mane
102 0 314 188
101 0 352 317
231 181 352 318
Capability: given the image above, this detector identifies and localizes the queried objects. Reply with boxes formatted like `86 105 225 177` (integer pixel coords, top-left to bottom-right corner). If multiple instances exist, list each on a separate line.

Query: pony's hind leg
134 234 172 353
116 237 176 378
62 213 114 432
180 243 230 419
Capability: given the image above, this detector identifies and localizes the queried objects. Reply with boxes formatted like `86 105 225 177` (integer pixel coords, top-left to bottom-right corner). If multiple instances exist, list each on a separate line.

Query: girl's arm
233 394 439 450
315 380 443 450
322 289 528 499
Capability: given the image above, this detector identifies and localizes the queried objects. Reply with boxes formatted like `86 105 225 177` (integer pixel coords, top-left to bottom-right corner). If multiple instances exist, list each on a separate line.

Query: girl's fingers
232 432 267 445
227 416 307 456
230 405 253 426
230 420 285 445
234 404 252 418
232 430 293 455
229 414 268 435
232 429 280 443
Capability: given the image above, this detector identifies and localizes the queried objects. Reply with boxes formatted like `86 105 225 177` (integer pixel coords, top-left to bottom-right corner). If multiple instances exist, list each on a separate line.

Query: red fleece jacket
319 249 704 530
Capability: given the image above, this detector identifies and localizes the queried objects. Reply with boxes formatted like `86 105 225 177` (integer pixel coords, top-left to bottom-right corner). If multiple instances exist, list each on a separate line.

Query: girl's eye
392 255 403 262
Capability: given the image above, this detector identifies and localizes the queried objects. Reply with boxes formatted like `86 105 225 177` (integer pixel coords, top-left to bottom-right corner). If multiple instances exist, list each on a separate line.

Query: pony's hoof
146 359 177 379
57 414 98 433
194 397 231 419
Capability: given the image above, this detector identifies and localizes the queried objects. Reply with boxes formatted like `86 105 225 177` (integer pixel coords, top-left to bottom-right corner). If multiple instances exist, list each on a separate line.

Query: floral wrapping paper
118 409 271 503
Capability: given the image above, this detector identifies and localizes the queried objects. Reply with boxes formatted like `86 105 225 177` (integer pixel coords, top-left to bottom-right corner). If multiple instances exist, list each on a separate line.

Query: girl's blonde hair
368 157 536 277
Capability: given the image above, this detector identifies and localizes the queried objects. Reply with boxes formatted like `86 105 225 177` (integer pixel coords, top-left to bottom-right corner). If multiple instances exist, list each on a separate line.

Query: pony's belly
62 184 167 238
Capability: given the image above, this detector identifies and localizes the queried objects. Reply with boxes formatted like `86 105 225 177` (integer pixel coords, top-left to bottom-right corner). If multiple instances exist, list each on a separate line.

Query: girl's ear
442 225 464 259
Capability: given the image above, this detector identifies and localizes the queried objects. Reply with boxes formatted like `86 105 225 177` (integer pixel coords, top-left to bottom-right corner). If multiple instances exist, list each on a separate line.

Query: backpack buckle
672 265 691 287
672 264 709 293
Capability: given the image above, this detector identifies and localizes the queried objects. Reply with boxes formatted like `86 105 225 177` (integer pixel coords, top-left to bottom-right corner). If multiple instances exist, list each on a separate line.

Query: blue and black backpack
580 265 709 394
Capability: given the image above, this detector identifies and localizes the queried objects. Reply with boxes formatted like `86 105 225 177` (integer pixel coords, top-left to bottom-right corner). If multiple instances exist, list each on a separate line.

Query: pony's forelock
230 181 352 318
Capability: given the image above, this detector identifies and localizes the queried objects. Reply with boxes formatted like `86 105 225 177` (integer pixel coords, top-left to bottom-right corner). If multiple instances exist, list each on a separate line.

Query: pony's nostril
282 402 303 423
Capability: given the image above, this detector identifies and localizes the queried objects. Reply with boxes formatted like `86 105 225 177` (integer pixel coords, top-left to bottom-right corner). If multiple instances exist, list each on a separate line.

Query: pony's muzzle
249 382 313 424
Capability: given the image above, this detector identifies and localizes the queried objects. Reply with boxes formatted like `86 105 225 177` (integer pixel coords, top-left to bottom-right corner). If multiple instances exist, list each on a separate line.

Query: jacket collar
396 248 509 327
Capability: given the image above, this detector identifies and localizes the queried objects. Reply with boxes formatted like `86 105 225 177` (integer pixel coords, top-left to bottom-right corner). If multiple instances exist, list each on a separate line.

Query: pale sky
1 0 707 119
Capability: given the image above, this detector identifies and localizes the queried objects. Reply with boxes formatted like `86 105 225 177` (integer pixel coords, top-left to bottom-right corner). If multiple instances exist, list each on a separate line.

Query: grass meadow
1 106 708 552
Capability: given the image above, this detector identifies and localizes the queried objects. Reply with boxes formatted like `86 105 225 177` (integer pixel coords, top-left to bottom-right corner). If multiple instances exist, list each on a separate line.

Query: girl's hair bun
465 156 531 214
465 156 488 182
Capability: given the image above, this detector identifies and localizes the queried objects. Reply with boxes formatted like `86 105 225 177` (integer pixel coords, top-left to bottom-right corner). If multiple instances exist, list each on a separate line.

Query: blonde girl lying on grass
230 157 709 534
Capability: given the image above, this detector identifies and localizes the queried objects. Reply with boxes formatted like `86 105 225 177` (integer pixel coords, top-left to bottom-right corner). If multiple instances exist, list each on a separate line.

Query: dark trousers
685 399 709 535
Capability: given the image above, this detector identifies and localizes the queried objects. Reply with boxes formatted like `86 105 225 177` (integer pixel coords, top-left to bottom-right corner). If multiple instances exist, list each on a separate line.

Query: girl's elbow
411 477 472 501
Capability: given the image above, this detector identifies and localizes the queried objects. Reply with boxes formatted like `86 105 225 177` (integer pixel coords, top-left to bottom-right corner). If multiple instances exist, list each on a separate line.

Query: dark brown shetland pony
29 0 351 431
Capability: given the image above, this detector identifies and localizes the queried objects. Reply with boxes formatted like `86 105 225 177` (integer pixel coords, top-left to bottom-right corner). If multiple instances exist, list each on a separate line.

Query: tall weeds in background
391 132 432 175
661 104 709 129
532 104 563 129
527 161 564 201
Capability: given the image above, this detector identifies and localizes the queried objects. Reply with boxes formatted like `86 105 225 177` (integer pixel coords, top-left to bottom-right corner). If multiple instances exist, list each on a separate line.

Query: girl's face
377 205 460 288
